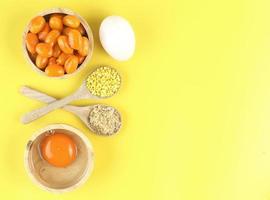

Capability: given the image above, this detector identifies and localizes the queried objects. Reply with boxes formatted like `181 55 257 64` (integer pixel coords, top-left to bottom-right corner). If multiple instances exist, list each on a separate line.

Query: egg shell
99 16 135 61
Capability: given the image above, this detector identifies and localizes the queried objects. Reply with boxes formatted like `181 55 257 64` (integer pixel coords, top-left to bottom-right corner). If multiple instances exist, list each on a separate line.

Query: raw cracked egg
99 16 135 61
25 124 94 193
40 133 77 167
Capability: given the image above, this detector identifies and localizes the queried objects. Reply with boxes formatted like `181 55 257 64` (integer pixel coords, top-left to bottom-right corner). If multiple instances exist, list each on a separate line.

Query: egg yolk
40 133 77 167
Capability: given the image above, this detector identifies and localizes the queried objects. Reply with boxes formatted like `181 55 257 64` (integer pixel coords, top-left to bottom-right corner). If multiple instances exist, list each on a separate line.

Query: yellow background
1 0 270 199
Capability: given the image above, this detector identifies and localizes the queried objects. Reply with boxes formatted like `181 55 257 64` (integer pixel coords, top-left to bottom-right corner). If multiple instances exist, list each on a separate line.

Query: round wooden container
24 124 94 193
22 8 94 79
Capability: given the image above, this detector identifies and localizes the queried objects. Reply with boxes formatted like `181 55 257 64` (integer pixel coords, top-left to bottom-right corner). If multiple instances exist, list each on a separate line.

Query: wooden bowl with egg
22 8 94 78
24 124 94 193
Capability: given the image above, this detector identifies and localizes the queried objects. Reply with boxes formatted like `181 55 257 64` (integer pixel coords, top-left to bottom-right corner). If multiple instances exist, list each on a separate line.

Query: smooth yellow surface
1 0 270 199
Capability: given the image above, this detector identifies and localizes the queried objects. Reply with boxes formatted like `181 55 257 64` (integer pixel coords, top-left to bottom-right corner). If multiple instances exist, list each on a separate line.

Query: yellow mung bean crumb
86 66 121 98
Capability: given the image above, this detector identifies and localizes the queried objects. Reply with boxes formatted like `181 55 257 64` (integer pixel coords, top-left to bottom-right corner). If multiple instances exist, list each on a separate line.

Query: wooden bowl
24 124 94 193
22 8 94 79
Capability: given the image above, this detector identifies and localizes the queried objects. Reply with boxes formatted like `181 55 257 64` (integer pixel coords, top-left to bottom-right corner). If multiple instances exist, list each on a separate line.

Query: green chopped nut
86 66 121 98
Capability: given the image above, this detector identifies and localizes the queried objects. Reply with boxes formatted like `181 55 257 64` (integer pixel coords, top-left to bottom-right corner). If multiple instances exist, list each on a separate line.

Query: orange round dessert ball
40 133 77 167
45 64 65 77
29 16 46 34
49 15 63 31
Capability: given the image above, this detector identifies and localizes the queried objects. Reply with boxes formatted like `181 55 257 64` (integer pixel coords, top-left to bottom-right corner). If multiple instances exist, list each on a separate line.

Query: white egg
99 16 135 61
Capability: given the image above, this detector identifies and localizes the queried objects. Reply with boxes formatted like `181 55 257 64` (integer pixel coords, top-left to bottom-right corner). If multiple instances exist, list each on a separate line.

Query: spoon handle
20 86 78 111
21 87 83 124
20 86 57 103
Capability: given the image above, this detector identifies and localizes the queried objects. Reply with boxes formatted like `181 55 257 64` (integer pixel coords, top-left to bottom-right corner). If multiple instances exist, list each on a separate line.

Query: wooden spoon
20 86 122 136
21 81 94 124
21 66 121 124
